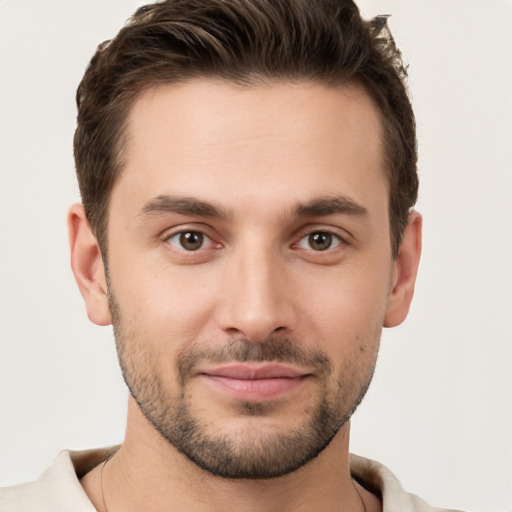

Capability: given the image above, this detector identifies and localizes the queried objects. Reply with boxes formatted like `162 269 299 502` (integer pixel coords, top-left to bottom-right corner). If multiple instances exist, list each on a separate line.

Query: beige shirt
0 448 463 511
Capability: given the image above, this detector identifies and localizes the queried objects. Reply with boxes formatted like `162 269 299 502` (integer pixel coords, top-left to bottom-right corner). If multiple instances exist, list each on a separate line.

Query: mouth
199 363 311 402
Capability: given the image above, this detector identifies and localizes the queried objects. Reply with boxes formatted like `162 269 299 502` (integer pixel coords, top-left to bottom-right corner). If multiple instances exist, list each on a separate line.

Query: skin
69 80 421 512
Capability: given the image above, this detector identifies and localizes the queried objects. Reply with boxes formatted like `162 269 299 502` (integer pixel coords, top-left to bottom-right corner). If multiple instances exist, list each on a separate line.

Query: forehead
114 79 387 218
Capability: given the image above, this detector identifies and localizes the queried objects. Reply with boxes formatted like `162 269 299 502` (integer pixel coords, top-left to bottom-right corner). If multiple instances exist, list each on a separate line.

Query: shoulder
349 453 466 512
0 447 117 512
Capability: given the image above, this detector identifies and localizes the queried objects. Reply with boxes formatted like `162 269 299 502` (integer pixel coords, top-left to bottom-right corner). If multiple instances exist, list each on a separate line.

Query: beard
109 293 379 480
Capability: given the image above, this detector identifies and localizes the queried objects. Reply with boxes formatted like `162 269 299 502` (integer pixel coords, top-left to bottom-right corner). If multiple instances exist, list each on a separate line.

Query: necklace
100 451 116 512
353 479 368 512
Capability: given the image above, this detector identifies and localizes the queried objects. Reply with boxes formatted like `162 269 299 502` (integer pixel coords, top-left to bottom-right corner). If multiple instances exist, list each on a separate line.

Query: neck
82 399 374 512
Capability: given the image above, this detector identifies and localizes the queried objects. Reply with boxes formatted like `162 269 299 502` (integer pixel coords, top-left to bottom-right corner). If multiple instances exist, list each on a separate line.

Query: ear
68 204 112 326
384 211 422 328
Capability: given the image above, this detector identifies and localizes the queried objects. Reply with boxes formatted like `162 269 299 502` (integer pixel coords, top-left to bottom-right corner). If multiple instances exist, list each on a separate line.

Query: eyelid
161 224 222 251
295 231 343 251
292 224 352 248
166 232 214 251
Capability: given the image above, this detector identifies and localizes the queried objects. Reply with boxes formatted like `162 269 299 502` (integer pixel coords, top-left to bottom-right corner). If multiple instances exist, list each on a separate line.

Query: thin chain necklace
100 452 116 512
100 459 367 512
353 479 368 512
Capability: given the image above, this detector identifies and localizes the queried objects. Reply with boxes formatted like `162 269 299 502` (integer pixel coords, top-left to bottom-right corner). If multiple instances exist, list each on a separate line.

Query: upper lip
200 363 309 380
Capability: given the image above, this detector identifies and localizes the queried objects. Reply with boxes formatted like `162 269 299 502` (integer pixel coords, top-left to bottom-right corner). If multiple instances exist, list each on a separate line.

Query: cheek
302 270 388 324
298 266 390 346
110 257 221 343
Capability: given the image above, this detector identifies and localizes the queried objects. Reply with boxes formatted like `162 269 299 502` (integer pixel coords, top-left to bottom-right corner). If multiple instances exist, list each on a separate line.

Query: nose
217 243 296 342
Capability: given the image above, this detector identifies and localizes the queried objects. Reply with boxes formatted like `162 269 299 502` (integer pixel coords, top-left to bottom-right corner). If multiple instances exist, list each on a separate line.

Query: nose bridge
219 234 293 341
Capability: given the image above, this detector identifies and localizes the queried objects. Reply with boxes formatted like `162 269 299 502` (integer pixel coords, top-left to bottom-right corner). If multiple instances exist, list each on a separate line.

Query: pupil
309 232 332 251
180 232 203 250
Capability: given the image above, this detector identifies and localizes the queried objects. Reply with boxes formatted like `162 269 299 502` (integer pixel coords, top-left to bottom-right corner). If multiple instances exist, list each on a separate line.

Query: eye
297 231 342 251
166 230 214 251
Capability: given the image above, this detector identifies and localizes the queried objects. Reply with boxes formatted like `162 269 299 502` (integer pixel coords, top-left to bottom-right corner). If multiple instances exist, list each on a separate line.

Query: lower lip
203 375 308 402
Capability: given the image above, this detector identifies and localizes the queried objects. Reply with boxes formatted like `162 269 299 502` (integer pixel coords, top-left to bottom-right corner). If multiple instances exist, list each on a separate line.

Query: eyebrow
139 195 231 220
294 197 368 218
138 194 367 222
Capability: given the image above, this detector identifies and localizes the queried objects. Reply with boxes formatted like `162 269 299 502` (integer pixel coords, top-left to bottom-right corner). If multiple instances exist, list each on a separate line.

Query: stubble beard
109 293 379 480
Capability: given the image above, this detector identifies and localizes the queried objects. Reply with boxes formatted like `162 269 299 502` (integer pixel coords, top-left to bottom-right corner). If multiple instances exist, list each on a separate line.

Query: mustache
177 337 332 382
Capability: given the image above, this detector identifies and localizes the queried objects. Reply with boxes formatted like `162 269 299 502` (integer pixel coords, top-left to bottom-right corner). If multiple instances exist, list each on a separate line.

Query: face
101 80 399 478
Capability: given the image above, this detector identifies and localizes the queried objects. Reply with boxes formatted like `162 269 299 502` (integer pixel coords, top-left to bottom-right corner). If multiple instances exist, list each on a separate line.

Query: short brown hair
74 0 418 256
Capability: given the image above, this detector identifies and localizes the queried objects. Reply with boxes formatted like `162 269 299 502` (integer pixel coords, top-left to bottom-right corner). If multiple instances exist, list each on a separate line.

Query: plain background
0 1 511 511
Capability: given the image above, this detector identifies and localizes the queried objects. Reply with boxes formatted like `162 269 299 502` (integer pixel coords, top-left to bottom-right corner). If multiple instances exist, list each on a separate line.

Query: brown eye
179 231 204 250
297 231 342 252
167 231 206 251
308 232 333 251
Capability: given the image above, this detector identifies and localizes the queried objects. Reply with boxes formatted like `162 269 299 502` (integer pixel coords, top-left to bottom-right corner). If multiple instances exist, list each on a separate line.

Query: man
0 0 463 511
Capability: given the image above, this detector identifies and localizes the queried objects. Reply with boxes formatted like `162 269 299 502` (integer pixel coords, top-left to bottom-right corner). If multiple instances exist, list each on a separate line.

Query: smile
199 363 311 402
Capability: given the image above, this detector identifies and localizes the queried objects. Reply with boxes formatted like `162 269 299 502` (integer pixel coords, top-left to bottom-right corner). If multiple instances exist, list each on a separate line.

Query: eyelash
295 230 344 252
164 229 220 252
161 226 350 258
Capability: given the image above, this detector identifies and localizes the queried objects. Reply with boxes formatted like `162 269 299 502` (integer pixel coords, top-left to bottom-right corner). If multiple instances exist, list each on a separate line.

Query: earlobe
383 211 422 328
68 204 112 326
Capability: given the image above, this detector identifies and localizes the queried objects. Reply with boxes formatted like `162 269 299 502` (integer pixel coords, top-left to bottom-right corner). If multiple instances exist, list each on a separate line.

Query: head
74 0 418 259
70 0 421 480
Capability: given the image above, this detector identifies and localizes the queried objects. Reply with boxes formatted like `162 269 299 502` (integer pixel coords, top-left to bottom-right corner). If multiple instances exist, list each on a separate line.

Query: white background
0 1 511 511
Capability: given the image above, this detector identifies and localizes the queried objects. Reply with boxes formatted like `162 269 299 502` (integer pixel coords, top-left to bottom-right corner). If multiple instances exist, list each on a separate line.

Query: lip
199 363 311 402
